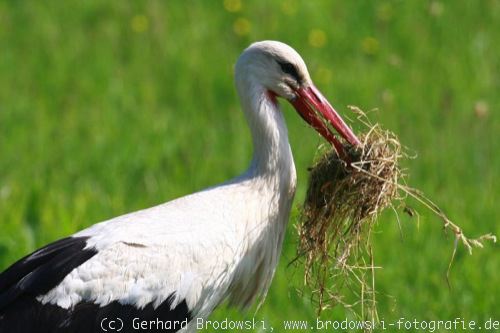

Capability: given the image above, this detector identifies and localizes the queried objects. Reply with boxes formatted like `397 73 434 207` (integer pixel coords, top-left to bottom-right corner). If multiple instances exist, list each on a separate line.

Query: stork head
236 40 361 158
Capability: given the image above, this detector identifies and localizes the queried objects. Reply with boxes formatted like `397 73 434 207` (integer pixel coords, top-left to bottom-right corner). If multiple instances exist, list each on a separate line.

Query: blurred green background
0 0 498 331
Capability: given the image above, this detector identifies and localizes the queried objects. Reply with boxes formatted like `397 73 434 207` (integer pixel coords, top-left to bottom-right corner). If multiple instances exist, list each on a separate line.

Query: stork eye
278 61 301 82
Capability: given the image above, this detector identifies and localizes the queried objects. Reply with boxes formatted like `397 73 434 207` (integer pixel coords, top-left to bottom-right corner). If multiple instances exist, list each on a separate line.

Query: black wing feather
0 236 192 332
0 236 96 310
0 237 83 290
0 294 191 333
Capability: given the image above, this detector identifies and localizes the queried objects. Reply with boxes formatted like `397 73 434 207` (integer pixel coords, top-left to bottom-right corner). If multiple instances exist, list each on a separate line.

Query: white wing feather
38 178 290 325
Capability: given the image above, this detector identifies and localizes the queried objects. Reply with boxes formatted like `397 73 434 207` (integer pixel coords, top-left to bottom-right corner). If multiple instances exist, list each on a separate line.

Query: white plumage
0 41 359 333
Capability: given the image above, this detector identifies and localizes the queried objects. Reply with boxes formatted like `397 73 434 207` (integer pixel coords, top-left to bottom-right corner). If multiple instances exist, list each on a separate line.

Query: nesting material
296 106 496 319
297 114 402 317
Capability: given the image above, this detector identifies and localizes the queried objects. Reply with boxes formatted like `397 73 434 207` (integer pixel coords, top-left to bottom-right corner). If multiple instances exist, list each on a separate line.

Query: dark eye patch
278 61 301 83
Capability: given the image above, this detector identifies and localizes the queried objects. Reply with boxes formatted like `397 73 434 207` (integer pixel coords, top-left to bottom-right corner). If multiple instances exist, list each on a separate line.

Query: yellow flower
233 18 251 36
315 67 333 85
381 89 394 105
361 37 379 55
376 3 393 22
429 1 444 17
280 0 298 16
474 100 489 119
131 15 149 33
308 29 327 48
224 0 242 13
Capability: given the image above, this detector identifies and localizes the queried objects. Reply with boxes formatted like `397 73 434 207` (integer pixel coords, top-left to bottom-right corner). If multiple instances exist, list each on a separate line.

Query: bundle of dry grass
296 106 496 320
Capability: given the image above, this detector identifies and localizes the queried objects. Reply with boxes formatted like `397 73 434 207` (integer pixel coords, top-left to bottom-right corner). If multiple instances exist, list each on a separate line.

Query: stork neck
237 82 295 182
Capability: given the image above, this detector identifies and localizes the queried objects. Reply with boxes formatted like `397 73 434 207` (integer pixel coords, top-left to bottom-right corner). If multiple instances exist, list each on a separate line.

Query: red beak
291 84 361 160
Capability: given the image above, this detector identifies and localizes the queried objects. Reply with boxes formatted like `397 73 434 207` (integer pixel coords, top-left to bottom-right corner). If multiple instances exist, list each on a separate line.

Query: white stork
0 41 360 333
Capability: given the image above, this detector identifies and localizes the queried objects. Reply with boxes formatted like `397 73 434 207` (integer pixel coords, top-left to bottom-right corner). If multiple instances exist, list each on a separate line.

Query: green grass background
0 0 498 331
